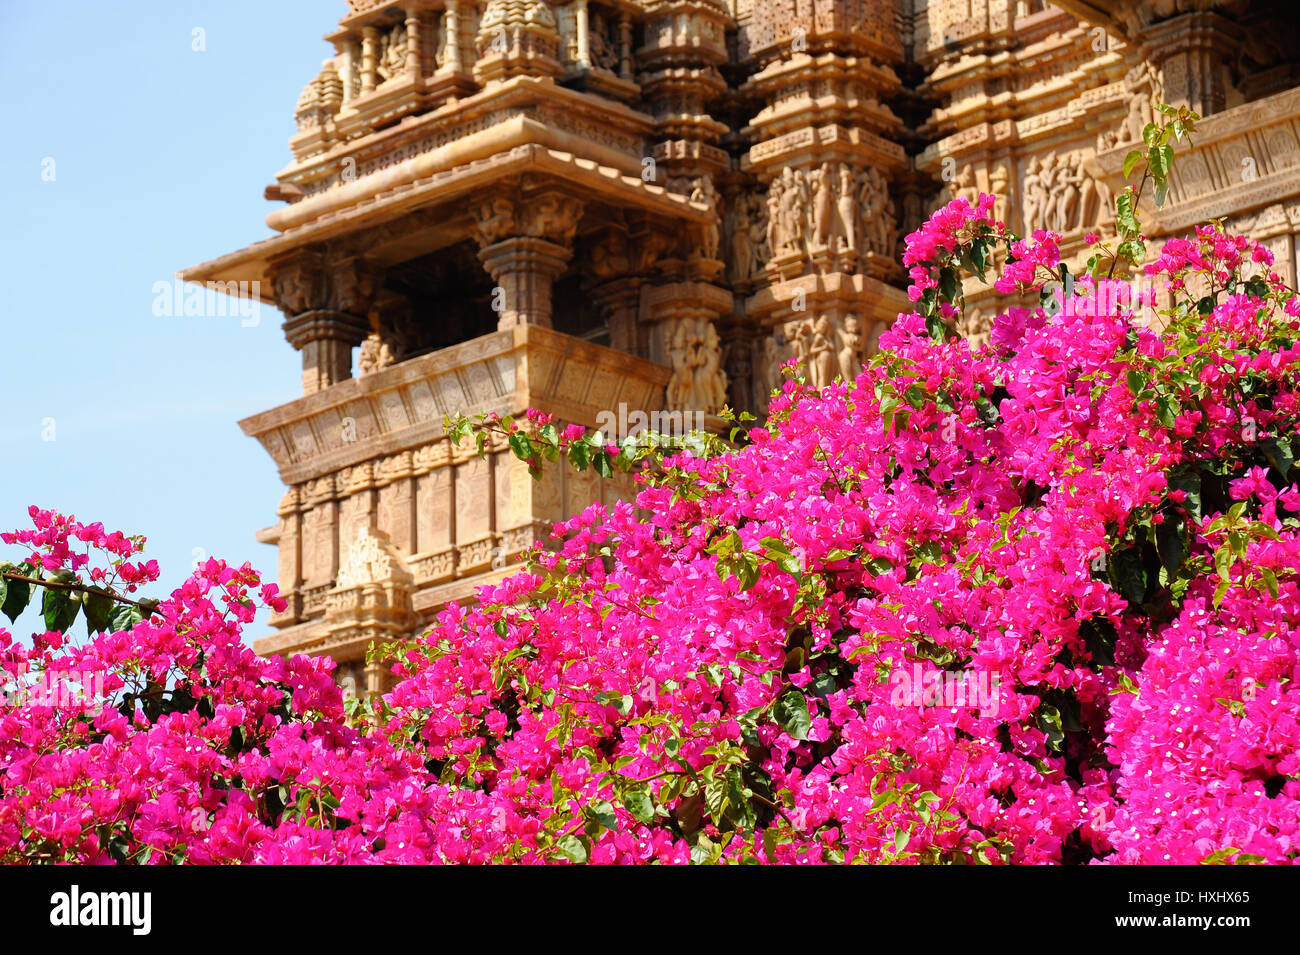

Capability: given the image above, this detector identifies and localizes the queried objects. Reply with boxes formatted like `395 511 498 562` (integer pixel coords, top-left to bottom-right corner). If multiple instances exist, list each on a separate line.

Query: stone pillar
469 191 584 330
285 312 368 394
273 487 303 623
335 40 356 104
442 0 462 73
618 12 632 82
405 5 423 79
365 660 387 700
593 277 645 354
271 254 378 395
360 26 379 93
575 0 591 68
478 238 573 329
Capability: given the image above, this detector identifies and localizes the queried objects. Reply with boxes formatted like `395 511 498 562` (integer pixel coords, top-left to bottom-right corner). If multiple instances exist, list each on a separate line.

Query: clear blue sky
0 1 340 643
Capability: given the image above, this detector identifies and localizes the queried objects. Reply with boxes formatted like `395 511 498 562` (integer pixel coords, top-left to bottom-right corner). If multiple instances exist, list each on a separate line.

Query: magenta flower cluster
3 198 1299 864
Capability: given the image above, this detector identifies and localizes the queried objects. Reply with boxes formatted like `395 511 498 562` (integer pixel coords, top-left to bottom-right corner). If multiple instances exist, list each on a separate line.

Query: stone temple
182 0 1300 697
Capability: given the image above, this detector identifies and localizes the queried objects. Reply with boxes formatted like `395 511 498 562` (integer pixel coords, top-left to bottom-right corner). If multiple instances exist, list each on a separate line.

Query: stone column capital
477 236 574 329
282 309 370 351
270 252 382 394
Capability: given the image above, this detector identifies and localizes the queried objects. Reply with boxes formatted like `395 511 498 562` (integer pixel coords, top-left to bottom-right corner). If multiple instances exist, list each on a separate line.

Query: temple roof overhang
181 140 711 300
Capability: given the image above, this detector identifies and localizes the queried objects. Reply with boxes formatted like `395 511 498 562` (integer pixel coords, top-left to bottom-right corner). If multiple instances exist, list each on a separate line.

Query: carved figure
837 315 862 382
836 164 857 253
665 317 728 412
689 177 721 259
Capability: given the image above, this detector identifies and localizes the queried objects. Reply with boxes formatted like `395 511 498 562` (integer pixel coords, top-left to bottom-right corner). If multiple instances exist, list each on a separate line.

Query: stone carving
689 177 721 260
295 61 343 131
376 23 408 84
1120 61 1163 146
752 336 783 415
811 163 836 248
474 0 563 81
272 260 316 316
664 317 728 413
723 339 754 412
358 333 395 376
472 192 583 247
835 164 857 254
858 167 896 257
785 314 860 388
837 315 863 383
335 526 410 588
729 194 756 281
765 163 897 265
469 196 517 246
589 10 619 72
434 13 448 69
990 165 1010 224
519 192 584 245
1023 152 1111 233
946 163 978 205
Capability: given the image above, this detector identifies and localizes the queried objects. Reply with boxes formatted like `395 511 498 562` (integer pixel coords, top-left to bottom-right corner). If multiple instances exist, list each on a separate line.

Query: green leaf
1122 149 1145 180
1156 396 1178 428
555 834 589 864
622 787 655 825
566 440 591 471
1147 143 1173 181
924 312 948 343
588 799 619 834
507 431 533 463
960 240 989 282
773 689 811 741
1153 180 1169 209
1126 368 1146 396
1037 703 1065 753
763 827 783 861
938 265 960 303
1 570 31 624
1262 436 1294 480
1116 191 1139 237
866 556 893 577
1155 510 1187 577
1215 546 1233 582
1110 545 1148 604
108 603 144 633
1170 467 1202 521
42 588 80 633
1116 238 1146 264
84 589 116 635
1262 568 1279 599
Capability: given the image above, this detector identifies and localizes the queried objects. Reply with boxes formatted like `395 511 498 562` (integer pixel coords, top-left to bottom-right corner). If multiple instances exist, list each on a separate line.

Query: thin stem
0 571 159 616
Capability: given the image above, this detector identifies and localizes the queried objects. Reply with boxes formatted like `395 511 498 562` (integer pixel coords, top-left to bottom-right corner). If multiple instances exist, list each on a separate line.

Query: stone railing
246 324 670 661
1091 86 1300 236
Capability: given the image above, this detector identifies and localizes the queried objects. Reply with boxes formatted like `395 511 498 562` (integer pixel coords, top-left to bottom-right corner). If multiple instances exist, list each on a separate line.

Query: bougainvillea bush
4 118 1300 863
